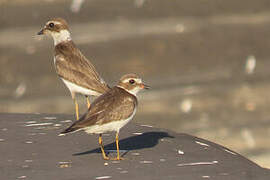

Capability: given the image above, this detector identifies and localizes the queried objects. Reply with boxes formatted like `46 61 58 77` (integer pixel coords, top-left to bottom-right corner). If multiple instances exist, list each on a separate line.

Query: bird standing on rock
59 74 149 160
37 17 110 120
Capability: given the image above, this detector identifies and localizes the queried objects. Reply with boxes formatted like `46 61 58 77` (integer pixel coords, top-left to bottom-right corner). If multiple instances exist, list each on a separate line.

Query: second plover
37 18 110 120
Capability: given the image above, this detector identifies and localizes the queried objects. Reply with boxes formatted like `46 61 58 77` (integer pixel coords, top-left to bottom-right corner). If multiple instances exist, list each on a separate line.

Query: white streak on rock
202 175 210 178
223 149 237 155
25 123 53 127
140 124 153 128
177 161 218 167
140 160 153 164
195 141 210 147
95 176 112 179
44 117 57 120
60 120 72 123
133 132 143 135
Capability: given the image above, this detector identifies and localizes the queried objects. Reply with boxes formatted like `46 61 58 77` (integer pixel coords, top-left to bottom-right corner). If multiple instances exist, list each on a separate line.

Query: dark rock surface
0 113 269 180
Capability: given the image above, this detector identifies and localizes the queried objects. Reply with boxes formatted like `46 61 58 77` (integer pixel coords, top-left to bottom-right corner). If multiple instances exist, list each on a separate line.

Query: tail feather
59 124 81 136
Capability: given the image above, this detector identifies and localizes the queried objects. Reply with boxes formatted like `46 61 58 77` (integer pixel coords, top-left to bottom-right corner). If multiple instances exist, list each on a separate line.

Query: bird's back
60 86 137 134
54 41 110 94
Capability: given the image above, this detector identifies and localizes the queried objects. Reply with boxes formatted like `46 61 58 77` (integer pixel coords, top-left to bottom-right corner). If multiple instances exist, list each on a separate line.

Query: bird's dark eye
49 23 54 28
129 79 135 84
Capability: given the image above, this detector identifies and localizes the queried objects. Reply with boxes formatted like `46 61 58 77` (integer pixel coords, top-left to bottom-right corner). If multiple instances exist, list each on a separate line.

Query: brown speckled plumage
54 41 110 95
61 86 137 133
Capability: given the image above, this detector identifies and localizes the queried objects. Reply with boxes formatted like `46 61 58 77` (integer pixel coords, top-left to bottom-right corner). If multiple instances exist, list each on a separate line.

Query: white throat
117 85 140 96
50 29 72 45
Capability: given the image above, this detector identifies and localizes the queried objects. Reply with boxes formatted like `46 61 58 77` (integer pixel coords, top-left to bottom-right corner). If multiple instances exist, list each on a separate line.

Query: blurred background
1 0 270 168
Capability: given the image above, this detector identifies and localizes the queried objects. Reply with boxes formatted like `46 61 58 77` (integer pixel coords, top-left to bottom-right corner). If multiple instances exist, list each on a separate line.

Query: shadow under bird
37 17 110 120
59 74 149 160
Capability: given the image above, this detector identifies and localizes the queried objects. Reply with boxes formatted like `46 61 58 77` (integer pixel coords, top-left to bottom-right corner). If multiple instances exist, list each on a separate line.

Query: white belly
83 108 136 134
61 78 101 96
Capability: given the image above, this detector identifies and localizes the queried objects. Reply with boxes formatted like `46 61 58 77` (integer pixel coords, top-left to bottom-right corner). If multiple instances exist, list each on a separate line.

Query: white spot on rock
178 150 184 155
104 162 108 166
160 159 166 162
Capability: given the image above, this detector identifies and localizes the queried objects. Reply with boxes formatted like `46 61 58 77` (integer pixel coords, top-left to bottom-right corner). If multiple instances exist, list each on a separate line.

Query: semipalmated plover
59 74 149 160
37 18 110 120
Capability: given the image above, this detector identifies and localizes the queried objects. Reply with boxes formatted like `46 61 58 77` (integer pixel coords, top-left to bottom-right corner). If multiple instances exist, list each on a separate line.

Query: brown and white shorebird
37 18 110 120
59 74 149 160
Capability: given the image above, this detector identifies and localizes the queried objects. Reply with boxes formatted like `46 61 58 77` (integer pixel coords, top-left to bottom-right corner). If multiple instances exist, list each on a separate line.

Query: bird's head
37 17 71 45
117 73 150 96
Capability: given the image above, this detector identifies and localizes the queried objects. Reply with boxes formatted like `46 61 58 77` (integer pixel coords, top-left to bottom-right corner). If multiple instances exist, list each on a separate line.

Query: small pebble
104 162 108 166
58 162 72 168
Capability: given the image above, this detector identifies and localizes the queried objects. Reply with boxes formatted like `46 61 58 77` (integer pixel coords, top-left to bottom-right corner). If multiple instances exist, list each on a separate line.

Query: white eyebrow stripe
46 21 62 26
122 78 142 83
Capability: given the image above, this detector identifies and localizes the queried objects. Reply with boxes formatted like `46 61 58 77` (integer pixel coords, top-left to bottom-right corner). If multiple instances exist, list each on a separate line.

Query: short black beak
37 29 44 35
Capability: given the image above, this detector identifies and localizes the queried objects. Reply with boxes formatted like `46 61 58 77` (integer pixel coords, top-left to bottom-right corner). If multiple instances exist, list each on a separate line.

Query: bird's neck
51 29 72 46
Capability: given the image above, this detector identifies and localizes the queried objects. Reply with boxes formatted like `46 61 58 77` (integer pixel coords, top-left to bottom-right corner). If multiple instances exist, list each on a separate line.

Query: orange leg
85 95 91 109
72 93 79 120
99 134 109 160
112 132 124 160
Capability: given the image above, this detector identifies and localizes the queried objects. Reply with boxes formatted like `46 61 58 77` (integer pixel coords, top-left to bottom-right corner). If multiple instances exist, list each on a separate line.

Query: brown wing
54 41 110 94
68 87 137 130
